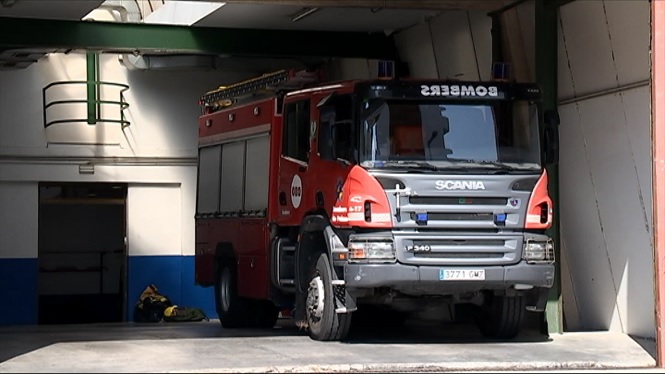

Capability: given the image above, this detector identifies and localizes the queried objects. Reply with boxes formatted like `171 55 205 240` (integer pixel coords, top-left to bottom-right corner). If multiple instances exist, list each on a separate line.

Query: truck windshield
359 99 541 171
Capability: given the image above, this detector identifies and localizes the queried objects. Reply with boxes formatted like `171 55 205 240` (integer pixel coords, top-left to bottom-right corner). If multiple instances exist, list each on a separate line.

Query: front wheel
305 252 352 341
476 294 525 339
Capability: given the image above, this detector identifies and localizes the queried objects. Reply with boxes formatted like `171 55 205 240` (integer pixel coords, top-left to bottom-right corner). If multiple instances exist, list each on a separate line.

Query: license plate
439 269 485 281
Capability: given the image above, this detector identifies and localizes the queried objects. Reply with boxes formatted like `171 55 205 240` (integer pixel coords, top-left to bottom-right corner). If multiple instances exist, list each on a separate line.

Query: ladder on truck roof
199 69 320 112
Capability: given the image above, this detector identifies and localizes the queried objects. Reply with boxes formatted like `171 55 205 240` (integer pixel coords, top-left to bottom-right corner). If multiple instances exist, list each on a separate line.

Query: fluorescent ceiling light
145 1 226 26
291 7 319 22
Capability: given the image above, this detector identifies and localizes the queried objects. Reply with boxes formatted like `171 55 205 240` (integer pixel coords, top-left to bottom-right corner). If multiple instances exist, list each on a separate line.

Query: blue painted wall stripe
127 256 216 320
0 258 38 325
0 256 216 325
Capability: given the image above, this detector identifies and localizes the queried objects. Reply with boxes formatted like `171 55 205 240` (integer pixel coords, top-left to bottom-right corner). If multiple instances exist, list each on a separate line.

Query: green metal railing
43 80 130 129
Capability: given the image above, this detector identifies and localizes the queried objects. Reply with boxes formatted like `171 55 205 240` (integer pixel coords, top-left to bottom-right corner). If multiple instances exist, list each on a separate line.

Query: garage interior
38 182 127 324
0 0 663 370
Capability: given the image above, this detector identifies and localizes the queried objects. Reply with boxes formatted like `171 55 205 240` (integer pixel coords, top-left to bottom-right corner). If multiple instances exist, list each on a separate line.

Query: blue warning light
415 213 428 226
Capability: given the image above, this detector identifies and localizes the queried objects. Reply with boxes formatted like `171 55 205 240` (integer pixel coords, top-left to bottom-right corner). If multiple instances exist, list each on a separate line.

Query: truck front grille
395 235 520 265
409 196 507 205
413 252 504 259
410 212 494 221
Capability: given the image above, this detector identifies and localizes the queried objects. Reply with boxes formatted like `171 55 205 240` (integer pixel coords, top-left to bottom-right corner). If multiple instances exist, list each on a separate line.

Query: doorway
38 182 127 324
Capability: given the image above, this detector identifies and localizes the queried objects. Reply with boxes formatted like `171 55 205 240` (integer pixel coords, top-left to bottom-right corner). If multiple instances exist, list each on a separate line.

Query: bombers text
421 84 499 97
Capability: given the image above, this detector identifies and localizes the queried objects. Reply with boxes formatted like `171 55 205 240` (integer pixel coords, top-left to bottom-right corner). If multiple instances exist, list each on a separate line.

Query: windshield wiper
444 160 538 172
379 160 439 171
474 160 521 171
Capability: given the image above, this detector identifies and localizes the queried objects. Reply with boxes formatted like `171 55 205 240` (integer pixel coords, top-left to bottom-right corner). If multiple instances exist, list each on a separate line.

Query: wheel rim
307 274 325 321
220 267 231 312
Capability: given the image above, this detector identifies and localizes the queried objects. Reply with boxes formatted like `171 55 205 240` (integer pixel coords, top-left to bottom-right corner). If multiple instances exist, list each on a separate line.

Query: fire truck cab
195 68 559 341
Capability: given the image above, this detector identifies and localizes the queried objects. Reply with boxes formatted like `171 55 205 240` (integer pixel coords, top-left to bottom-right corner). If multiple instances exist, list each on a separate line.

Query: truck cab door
276 98 311 226
310 95 355 215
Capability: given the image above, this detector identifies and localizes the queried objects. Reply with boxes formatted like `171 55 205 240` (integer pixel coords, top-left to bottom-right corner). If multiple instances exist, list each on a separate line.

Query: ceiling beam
0 16 397 60
219 0 511 11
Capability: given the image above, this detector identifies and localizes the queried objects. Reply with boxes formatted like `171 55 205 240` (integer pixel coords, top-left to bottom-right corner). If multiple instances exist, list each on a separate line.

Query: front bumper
344 261 554 294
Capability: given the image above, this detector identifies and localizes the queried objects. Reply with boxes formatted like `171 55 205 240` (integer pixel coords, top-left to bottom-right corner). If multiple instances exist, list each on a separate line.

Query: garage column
652 0 665 368
535 0 563 335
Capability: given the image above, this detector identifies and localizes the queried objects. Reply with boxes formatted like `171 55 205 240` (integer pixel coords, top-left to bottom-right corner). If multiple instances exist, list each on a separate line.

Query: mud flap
525 287 549 312
332 280 357 313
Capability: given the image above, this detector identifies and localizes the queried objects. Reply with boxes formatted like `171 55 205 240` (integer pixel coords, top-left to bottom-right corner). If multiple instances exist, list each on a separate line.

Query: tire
305 252 352 341
214 259 251 328
476 294 525 339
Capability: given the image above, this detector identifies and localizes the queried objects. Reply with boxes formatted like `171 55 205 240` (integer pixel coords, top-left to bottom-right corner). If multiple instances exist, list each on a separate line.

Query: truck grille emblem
435 180 486 190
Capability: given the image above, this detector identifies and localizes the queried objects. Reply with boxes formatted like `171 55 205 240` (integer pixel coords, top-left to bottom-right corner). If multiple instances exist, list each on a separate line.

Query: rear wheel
476 294 525 339
214 259 251 328
306 252 352 341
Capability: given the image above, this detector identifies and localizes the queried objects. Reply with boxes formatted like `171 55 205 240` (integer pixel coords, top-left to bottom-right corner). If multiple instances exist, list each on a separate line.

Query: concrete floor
0 318 659 373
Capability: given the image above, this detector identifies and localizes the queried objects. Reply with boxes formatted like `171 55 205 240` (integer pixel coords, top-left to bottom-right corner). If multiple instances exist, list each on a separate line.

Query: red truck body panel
195 80 397 298
195 96 281 299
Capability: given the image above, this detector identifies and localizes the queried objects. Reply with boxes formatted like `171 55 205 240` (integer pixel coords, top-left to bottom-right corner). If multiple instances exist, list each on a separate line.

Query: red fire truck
194 67 559 341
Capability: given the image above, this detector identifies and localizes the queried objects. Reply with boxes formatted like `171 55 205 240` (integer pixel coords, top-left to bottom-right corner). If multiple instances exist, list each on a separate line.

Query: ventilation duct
119 54 218 71
86 0 142 23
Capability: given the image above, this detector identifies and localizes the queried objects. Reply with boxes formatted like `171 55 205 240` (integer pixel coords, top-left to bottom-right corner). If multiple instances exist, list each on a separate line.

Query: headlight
523 239 555 264
348 239 395 263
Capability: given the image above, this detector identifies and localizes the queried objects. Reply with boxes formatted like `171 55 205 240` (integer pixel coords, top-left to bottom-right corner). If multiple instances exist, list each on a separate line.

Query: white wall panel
127 184 181 256
324 58 373 81
621 87 653 232
558 102 619 331
611 86 654 338
468 11 493 81
559 1 617 96
604 1 650 85
394 22 438 79
0 183 38 259
499 7 532 83
429 11 480 80
395 11 491 81
557 17 575 100
516 2 536 81
580 94 654 335
557 0 654 339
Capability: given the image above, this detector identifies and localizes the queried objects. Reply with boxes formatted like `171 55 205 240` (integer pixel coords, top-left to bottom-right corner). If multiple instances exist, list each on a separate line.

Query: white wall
0 163 197 256
0 53 255 158
394 10 492 80
557 0 653 338
0 47 257 261
127 184 181 256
